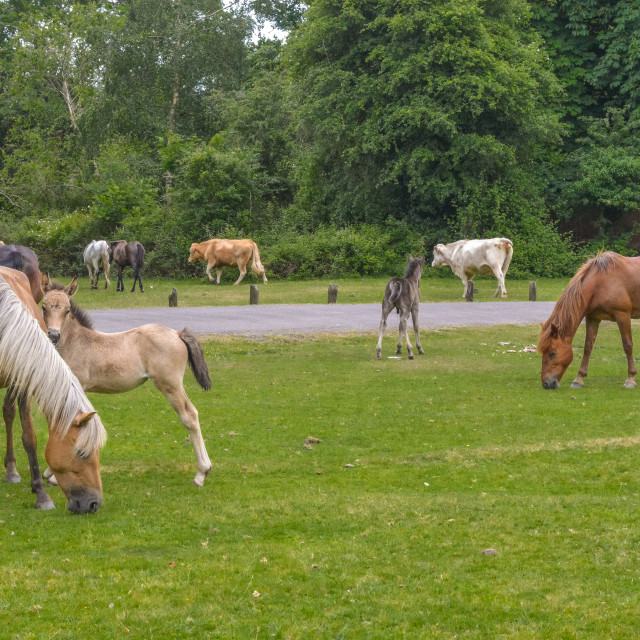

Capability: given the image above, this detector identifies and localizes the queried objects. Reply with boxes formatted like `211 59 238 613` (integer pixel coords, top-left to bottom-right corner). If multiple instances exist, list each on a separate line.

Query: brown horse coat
538 252 640 389
189 238 267 285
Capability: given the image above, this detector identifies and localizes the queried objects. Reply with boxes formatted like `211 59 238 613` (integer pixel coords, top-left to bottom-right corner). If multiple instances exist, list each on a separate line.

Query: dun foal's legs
571 317 600 388
3 391 20 483
411 304 425 356
615 313 637 388
153 378 212 486
376 302 393 359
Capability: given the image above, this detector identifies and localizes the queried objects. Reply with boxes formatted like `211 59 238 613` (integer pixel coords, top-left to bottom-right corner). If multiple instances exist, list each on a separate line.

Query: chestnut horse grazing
538 252 640 389
189 238 268 285
376 256 425 360
108 240 145 292
41 278 213 486
83 240 111 290
0 244 44 302
0 267 106 513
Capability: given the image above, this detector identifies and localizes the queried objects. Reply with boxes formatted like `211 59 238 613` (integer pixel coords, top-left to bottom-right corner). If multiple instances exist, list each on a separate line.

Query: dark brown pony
0 244 43 302
538 252 640 389
108 240 145 292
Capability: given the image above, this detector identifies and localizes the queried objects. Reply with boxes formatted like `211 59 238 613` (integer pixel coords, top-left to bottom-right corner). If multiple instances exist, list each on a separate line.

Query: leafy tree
286 0 563 240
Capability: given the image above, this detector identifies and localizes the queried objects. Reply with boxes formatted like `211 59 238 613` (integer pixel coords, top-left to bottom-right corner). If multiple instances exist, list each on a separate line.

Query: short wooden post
465 281 474 302
529 281 537 302
168 287 178 307
250 284 259 305
328 283 338 304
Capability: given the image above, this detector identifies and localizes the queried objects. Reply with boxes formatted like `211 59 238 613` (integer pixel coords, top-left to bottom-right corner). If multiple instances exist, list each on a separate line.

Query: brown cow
188 239 268 285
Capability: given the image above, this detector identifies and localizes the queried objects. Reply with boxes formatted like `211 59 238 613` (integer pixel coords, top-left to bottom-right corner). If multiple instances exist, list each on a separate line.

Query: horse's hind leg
398 310 414 359
615 313 637 388
17 396 54 510
154 379 212 485
3 390 20 483
411 305 424 356
376 304 393 359
116 265 124 292
491 264 507 298
571 317 600 388
131 266 143 293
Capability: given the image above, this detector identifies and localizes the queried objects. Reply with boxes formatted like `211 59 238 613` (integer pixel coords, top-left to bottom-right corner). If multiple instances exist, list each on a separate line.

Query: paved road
90 301 555 336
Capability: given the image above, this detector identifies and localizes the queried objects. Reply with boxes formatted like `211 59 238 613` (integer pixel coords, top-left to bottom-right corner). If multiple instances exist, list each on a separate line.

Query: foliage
265 222 426 279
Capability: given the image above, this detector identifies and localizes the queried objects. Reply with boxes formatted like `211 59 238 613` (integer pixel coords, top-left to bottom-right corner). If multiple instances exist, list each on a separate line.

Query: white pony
83 240 111 289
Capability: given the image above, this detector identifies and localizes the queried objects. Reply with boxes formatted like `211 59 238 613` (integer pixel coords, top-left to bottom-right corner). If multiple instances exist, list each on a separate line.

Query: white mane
0 275 106 456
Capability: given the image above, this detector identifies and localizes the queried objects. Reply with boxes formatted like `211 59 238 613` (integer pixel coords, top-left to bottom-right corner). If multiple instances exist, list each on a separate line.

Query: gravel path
90 301 555 336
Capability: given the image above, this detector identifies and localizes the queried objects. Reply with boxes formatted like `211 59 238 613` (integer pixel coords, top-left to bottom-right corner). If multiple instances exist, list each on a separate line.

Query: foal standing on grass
41 276 213 486
376 256 425 360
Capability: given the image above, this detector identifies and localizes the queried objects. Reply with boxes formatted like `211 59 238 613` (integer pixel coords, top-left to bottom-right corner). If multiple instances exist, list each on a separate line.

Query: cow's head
188 243 204 263
431 244 448 268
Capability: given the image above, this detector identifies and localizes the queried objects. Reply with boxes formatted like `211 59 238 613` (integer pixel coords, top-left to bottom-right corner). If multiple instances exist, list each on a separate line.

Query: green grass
59 274 569 309
3 323 640 638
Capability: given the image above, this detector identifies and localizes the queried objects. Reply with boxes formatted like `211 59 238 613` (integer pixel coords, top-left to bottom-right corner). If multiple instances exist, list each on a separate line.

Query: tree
285 0 563 240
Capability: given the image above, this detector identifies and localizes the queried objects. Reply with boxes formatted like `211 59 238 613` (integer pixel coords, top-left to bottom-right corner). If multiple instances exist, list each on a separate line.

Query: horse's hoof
36 499 56 511
418 350 425 356
4 472 20 483
408 354 414 360
570 382 584 389
624 381 637 389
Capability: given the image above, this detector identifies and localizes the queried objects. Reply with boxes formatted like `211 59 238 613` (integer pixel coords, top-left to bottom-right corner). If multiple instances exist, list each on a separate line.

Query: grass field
3 321 640 638
59 274 570 310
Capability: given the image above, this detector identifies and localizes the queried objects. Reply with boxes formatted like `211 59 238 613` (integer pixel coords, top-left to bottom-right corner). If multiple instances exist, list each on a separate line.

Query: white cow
431 238 513 298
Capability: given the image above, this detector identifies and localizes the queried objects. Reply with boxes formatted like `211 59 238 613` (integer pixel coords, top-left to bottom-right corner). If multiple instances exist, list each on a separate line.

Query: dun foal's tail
179 328 211 391
385 280 403 314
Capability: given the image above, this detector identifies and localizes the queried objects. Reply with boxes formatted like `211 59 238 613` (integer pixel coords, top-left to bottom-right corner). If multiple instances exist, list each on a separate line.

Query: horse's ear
72 411 96 428
41 272 51 291
65 277 79 297
550 323 560 339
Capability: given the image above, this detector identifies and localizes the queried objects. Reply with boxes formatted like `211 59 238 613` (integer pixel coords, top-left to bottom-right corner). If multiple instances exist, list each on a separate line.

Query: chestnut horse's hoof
570 381 584 389
624 380 637 389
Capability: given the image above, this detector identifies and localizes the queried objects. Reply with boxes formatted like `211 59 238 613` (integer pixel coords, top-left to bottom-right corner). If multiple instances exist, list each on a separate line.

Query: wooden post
250 284 259 305
465 281 474 302
529 281 537 302
168 287 178 307
328 283 338 304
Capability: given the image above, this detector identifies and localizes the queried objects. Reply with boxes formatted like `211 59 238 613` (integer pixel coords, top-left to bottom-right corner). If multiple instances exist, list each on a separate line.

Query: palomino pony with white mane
0 267 106 513
41 276 212 486
83 240 111 290
538 251 640 390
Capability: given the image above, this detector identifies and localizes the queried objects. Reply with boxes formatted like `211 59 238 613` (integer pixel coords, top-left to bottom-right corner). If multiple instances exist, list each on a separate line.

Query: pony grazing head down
537 322 575 389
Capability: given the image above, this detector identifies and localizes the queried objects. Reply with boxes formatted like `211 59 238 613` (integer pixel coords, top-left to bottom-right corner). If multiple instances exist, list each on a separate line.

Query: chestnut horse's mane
0 274 106 456
538 252 624 351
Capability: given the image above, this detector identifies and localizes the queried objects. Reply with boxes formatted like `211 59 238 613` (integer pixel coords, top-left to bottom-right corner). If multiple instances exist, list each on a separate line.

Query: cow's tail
100 242 111 286
251 242 268 283
499 238 513 274
179 328 211 391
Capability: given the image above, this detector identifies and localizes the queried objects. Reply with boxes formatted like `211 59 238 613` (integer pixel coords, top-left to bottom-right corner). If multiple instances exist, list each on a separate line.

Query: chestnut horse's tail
179 328 211 391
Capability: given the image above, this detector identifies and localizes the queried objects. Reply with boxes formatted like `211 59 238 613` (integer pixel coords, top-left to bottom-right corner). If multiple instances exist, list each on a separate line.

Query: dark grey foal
376 256 425 360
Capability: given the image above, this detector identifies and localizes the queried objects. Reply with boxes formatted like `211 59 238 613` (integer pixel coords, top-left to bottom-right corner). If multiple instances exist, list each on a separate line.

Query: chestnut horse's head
45 411 103 514
538 323 574 389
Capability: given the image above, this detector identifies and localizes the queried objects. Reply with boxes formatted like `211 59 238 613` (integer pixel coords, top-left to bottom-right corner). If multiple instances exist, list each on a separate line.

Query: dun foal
376 256 425 360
